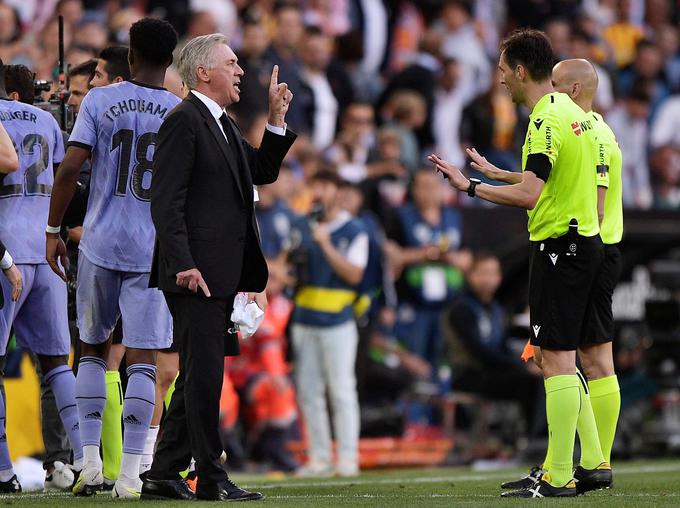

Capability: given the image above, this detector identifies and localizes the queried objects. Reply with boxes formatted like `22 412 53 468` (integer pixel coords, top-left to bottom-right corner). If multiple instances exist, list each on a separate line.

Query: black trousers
149 292 237 485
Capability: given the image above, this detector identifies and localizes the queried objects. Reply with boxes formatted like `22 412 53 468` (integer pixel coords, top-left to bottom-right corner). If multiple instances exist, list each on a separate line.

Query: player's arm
0 121 18 173
46 146 91 280
46 95 96 279
466 147 523 184
0 239 22 302
430 153 546 209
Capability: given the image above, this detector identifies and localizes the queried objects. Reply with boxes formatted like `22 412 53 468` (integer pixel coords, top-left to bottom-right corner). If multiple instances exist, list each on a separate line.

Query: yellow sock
576 369 605 469
544 375 580 487
102 370 123 481
589 375 620 464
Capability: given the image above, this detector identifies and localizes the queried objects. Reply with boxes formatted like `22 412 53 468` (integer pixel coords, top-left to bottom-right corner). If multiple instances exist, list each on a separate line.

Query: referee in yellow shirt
553 59 622 492
501 59 624 495
430 29 604 497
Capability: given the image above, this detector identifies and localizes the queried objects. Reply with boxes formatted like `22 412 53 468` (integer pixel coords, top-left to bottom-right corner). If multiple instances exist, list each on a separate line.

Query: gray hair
177 33 230 89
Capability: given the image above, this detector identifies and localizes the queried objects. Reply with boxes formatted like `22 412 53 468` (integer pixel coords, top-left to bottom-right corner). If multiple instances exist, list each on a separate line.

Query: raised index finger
270 65 279 88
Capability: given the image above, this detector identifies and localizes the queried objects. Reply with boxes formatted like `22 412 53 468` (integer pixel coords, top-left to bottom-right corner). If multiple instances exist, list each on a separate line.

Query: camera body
33 80 73 131
287 204 327 288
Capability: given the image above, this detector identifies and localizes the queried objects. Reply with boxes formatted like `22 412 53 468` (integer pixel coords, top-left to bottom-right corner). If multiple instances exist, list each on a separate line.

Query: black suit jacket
150 92 296 299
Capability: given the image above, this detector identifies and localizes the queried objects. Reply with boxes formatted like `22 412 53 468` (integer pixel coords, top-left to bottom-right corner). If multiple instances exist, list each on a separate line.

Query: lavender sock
75 356 107 449
122 364 156 455
45 364 83 462
0 389 13 474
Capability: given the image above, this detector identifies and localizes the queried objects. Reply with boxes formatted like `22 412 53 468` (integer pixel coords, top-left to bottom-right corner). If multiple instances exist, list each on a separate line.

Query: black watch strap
467 178 481 197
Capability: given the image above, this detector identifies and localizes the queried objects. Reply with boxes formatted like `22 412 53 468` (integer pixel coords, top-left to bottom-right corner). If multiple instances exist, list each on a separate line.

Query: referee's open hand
176 268 211 297
466 148 502 180
428 153 469 192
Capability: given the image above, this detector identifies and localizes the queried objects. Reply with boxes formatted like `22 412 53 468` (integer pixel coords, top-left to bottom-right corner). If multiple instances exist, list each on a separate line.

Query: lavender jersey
0 100 64 264
69 81 180 272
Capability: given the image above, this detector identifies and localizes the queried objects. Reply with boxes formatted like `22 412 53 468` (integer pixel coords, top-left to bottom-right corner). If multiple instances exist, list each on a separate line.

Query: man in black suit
143 33 296 502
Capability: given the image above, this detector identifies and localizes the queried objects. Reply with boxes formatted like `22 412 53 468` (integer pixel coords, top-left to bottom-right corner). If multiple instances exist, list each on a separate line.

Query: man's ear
8 91 19 101
571 82 582 99
113 76 124 84
197 65 210 84
516 64 526 81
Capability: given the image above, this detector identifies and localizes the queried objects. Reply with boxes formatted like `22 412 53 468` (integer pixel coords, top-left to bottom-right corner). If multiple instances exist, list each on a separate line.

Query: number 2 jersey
69 81 181 272
0 99 64 264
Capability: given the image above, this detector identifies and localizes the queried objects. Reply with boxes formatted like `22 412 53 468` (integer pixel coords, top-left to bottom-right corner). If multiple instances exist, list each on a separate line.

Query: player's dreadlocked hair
129 18 178 67
500 28 555 82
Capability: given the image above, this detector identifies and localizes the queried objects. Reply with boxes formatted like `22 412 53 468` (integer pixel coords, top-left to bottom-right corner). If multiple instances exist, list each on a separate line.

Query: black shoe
574 463 613 494
502 478 577 498
0 474 21 493
196 478 264 501
141 477 196 501
500 465 545 490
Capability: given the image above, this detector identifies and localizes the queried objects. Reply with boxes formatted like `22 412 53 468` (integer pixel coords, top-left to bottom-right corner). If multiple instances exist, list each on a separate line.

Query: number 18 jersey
69 81 180 272
0 99 64 264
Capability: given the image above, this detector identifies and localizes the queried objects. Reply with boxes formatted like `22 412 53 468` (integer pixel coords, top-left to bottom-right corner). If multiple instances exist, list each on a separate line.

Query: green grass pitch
3 460 679 507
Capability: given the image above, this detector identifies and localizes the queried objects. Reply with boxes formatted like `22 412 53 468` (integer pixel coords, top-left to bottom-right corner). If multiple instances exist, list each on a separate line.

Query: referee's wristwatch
466 178 482 197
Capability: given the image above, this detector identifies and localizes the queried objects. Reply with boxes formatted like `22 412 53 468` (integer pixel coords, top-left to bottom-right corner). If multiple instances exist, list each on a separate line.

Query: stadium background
1 0 679 476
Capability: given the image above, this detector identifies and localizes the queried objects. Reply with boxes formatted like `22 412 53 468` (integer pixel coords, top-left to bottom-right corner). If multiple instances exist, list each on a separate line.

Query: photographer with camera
289 169 368 477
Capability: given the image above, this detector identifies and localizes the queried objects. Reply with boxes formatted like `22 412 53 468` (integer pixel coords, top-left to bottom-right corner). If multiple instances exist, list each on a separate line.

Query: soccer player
430 29 603 498
45 18 180 498
502 59 622 494
0 60 84 493
85 44 132 491
90 45 131 88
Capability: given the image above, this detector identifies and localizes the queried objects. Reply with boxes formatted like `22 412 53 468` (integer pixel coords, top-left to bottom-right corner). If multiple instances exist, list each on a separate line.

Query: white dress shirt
191 90 286 140
191 90 286 203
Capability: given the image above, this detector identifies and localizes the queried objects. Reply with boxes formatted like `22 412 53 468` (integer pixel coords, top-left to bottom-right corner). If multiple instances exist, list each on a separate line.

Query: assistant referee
430 29 603 498
553 58 623 488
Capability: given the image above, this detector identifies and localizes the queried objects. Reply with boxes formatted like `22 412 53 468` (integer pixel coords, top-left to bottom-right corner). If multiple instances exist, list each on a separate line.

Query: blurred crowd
1 0 677 469
1 0 679 209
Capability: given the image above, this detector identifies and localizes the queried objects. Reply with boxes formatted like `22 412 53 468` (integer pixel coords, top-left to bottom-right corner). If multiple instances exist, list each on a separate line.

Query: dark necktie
219 113 237 147
219 113 249 199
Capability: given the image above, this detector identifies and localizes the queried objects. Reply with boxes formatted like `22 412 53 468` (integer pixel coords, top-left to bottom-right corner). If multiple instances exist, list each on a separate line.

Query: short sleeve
596 136 611 189
346 232 369 270
68 92 98 150
52 120 65 165
524 113 562 169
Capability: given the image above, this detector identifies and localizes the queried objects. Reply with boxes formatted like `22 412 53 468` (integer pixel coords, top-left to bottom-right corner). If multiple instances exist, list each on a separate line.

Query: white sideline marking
2 463 679 500
248 462 680 489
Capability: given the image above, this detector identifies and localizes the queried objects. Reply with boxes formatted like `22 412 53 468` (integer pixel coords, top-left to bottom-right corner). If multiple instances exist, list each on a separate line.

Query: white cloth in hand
230 292 265 338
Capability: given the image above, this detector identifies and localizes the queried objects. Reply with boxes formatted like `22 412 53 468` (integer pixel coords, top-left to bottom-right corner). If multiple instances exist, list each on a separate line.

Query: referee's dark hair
99 46 131 81
500 28 554 82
